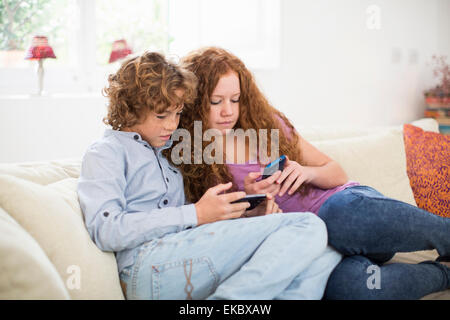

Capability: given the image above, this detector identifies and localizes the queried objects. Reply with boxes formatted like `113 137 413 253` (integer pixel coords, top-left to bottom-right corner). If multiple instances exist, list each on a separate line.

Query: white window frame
168 0 280 70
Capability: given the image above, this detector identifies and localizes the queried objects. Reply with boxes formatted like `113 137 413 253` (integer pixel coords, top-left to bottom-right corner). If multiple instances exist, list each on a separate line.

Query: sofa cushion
298 118 439 142
0 159 81 185
311 128 416 206
0 207 70 299
403 124 450 217
0 175 124 300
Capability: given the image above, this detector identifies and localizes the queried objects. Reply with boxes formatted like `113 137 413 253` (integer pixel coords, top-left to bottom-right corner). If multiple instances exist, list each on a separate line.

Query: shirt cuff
180 203 198 228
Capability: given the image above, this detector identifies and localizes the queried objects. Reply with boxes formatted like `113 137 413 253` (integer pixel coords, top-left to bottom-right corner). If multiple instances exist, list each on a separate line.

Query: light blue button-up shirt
77 129 198 273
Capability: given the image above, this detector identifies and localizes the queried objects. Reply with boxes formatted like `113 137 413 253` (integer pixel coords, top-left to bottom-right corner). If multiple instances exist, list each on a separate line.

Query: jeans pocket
151 257 219 300
120 266 132 277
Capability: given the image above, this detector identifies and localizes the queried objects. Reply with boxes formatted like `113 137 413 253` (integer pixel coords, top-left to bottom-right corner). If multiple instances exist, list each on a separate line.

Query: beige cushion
298 118 439 142
311 128 416 206
409 118 440 133
0 175 124 300
0 159 81 186
0 207 70 299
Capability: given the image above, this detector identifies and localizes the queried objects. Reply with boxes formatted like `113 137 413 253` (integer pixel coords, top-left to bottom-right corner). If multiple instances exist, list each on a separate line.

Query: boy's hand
243 170 281 197
195 182 250 225
242 193 282 218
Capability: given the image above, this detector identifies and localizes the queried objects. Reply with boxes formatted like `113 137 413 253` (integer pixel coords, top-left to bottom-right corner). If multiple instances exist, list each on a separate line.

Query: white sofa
0 118 448 300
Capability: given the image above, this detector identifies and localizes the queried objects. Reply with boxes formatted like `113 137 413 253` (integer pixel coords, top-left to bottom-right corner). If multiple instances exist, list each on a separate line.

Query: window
95 0 169 65
0 0 280 94
0 0 76 67
169 0 280 70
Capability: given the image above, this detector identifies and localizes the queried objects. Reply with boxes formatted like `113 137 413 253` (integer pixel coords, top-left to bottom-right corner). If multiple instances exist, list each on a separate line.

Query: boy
77 51 341 300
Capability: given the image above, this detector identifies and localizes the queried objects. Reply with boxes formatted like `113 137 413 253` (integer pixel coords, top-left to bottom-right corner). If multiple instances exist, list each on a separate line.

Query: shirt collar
104 129 173 150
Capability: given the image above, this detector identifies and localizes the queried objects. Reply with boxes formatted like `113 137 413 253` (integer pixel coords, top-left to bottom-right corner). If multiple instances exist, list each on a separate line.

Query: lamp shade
109 39 133 63
25 36 56 60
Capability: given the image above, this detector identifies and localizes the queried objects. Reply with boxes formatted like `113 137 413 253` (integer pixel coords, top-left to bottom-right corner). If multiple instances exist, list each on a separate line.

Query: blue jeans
318 185 450 299
119 212 342 300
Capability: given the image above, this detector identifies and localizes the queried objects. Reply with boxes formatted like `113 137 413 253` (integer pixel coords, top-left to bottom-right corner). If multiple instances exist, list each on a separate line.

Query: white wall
0 94 107 163
255 0 450 128
1 0 449 163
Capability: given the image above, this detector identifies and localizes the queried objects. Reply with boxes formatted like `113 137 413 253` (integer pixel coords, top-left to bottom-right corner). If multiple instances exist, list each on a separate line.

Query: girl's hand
195 182 250 225
243 170 282 197
242 193 282 217
276 156 315 196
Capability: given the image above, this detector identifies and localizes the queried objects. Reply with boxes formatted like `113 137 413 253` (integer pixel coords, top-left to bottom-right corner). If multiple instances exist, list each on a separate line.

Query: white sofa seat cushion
0 175 124 300
0 207 70 299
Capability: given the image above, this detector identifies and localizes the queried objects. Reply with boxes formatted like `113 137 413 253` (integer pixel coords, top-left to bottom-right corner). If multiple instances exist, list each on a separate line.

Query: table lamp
25 35 56 96
109 39 133 63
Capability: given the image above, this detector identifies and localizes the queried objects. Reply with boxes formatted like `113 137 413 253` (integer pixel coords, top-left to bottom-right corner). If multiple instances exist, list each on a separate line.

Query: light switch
391 47 402 64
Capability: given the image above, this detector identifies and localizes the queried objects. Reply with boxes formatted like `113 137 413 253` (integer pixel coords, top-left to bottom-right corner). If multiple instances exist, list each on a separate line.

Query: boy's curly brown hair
103 51 198 130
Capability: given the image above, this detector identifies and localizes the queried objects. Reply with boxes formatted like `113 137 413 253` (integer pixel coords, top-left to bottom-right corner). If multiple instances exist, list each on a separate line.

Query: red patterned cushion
403 124 450 217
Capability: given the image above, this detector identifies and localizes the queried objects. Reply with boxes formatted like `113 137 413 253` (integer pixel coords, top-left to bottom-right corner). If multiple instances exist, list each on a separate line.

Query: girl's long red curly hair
169 47 309 203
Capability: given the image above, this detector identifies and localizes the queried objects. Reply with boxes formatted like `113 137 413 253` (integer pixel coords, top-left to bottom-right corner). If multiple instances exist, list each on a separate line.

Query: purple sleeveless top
226 114 359 214
226 162 359 214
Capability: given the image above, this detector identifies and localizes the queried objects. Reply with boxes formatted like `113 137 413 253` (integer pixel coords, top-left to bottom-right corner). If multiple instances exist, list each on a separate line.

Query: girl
175 46 450 299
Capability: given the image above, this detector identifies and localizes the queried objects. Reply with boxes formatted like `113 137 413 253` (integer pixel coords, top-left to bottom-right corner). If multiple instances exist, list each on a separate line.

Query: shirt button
166 177 169 182
163 199 168 205
134 135 139 140
103 212 109 217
